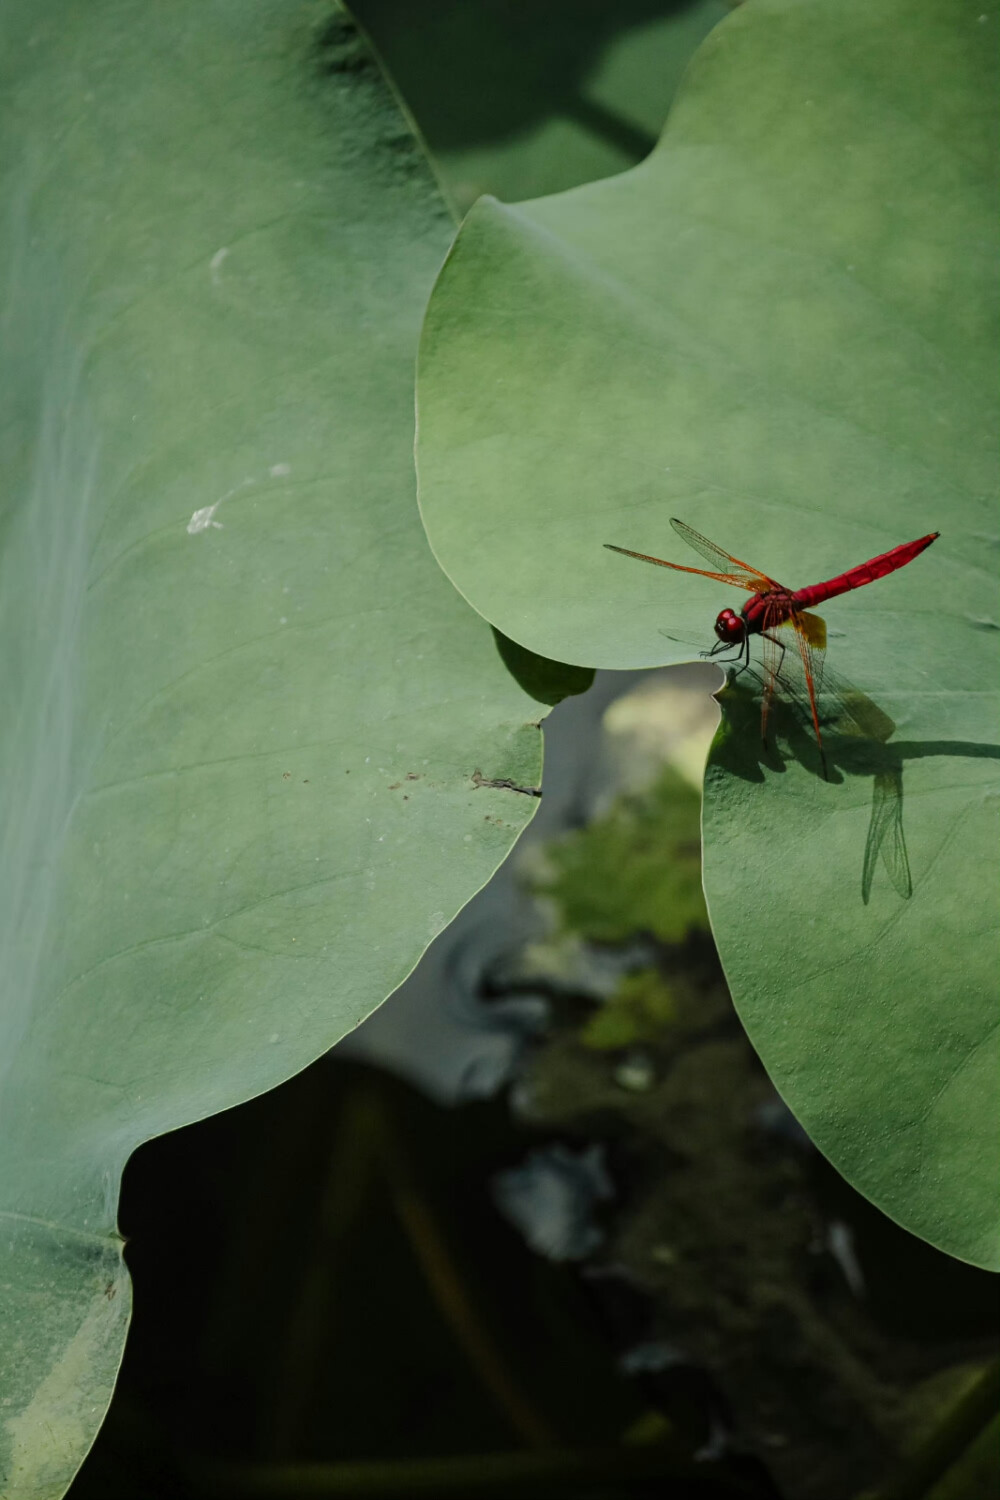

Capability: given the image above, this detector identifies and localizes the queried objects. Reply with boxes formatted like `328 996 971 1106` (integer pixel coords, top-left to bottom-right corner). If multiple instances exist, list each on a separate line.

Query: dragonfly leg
705 640 743 666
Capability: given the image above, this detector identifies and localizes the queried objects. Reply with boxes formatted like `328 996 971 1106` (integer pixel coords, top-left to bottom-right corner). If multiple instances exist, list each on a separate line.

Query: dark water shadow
710 666 1000 906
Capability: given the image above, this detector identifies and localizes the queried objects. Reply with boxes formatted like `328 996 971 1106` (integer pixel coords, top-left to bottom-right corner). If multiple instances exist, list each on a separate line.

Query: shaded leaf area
415 0 1000 1264
353 0 730 213
491 628 595 707
0 1 543 1491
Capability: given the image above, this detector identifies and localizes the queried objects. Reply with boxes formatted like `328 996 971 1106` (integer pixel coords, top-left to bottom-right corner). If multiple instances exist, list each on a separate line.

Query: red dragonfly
605 518 939 768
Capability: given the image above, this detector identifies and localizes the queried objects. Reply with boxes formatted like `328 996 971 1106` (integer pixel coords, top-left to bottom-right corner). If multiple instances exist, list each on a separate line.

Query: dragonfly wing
782 608 827 757
773 627 906 749
657 626 712 649
669 518 776 591
757 607 828 766
792 609 827 695
797 609 826 653
604 543 757 589
818 664 896 743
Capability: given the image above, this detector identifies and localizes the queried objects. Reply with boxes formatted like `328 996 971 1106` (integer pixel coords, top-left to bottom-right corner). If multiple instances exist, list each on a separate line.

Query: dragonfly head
714 608 746 646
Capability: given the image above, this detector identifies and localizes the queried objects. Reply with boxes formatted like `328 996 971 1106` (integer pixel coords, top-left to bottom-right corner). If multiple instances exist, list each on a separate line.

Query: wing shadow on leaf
710 667 1000 906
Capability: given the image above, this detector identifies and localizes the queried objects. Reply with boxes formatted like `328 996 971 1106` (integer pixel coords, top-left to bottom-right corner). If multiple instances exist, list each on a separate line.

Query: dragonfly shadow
711 667 1000 905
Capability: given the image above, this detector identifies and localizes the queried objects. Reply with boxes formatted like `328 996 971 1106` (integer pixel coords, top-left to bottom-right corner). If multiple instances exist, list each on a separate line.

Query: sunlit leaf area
1 3 997 1499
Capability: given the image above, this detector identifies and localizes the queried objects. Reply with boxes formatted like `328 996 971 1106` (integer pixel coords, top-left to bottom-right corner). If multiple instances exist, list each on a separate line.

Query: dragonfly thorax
714 607 746 645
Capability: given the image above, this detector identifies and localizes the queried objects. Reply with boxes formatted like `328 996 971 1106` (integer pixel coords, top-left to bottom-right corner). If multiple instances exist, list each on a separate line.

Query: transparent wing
792 611 825 774
604 542 760 591
779 608 827 754
758 601 786 746
757 606 828 769
669 518 777 591
818 664 895 743
657 626 712 649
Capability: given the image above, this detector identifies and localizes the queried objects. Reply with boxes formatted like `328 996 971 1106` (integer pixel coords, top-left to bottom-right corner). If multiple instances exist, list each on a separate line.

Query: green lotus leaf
416 0 999 1265
0 3 544 1492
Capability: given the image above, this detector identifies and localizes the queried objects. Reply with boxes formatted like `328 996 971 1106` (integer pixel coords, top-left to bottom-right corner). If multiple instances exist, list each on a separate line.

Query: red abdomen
792 532 939 611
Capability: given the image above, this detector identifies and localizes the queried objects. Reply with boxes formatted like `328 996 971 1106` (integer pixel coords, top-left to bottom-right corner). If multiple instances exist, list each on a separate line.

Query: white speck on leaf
187 476 254 535
270 462 291 477
210 246 229 284
187 504 223 534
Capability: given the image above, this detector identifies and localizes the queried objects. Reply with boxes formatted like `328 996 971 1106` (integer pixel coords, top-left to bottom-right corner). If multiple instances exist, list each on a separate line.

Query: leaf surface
416 0 1000 1264
0 3 542 1492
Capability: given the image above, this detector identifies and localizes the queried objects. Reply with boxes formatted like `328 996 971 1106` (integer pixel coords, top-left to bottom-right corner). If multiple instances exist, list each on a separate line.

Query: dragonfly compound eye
714 609 746 644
